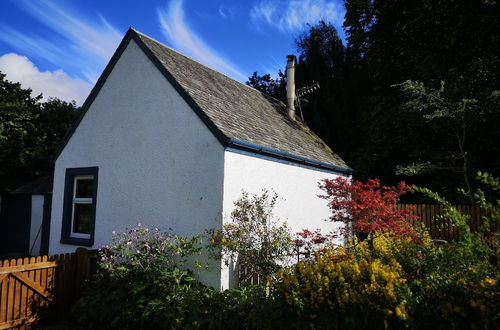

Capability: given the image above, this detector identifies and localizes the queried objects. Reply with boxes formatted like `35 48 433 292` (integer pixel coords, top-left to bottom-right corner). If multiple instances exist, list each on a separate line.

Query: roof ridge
130 28 287 108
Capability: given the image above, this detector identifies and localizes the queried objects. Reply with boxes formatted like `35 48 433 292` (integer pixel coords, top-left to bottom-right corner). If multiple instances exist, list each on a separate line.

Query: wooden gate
0 249 94 329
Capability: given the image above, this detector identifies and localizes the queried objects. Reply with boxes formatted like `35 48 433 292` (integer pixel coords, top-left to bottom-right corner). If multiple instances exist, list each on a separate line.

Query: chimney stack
286 55 296 120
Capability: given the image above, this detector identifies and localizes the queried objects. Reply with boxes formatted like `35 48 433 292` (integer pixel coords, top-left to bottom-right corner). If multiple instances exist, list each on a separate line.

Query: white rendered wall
29 195 44 256
49 39 225 287
221 150 348 289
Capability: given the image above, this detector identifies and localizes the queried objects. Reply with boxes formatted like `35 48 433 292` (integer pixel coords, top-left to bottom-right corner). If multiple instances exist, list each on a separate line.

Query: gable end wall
49 39 225 287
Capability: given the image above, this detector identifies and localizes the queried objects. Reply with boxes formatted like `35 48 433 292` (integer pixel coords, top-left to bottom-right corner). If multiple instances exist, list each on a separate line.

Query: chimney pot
286 55 296 120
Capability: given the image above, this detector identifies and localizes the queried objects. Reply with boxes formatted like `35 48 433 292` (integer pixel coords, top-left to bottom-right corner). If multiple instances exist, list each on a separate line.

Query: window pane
73 203 92 234
76 178 94 198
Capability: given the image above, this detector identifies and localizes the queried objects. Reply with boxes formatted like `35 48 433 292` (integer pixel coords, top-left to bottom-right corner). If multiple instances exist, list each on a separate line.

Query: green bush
272 233 414 329
74 224 207 328
408 172 499 329
207 190 294 284
74 225 274 329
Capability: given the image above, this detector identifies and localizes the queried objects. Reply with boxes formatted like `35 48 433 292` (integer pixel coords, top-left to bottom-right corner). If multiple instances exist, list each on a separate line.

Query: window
61 167 98 246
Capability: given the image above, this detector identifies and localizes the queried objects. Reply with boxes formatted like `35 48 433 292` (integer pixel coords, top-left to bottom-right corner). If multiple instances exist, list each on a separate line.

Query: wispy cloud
250 0 345 33
0 53 91 105
218 5 234 19
158 0 246 81
0 0 122 84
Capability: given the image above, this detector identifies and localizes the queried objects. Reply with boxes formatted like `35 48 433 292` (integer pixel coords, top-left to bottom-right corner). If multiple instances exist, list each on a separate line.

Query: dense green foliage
273 231 497 329
270 173 498 329
75 225 207 328
0 72 79 192
247 1 500 201
74 224 275 329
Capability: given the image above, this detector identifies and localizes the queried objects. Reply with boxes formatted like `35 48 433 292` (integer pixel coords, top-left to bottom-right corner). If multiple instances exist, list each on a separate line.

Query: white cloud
0 53 91 105
158 0 246 81
0 0 122 84
250 0 345 33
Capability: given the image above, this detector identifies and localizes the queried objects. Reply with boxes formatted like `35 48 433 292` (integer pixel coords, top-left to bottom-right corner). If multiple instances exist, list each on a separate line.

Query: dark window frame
60 167 98 246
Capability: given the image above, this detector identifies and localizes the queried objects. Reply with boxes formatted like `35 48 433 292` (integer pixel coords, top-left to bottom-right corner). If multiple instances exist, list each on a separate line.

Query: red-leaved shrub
319 177 418 238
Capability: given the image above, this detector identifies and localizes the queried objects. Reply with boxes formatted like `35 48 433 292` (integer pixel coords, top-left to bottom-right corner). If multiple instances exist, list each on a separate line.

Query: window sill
60 237 94 246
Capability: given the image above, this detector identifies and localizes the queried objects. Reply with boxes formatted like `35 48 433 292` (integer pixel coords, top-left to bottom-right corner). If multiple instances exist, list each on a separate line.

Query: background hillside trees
247 0 500 202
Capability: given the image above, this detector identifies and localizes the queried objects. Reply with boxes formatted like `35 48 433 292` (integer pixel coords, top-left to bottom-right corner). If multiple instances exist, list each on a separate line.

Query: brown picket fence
0 248 97 330
397 204 484 241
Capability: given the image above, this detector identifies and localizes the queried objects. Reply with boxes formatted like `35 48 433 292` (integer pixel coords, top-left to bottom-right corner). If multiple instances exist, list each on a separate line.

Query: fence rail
0 249 97 330
398 204 484 241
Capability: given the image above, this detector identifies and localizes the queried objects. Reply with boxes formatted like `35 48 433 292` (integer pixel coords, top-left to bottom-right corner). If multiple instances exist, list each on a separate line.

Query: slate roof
13 173 53 194
134 31 350 172
56 29 351 173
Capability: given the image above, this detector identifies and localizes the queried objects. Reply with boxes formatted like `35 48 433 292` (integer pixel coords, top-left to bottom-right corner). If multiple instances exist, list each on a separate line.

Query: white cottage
49 28 352 289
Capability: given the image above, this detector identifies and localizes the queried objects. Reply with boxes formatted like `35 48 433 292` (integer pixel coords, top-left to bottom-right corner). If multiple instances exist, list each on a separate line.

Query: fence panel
398 204 483 240
0 248 96 329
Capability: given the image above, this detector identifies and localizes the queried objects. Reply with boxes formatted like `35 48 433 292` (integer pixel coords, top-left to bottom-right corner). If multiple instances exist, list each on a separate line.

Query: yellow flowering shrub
414 267 499 329
270 230 498 329
273 233 413 329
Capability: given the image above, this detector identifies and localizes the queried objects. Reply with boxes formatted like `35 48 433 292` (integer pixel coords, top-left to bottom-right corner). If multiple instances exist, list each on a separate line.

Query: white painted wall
29 195 44 256
49 39 225 287
220 150 348 289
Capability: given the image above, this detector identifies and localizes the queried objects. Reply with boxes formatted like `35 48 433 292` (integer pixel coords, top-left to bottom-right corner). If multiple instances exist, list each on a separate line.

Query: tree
295 21 348 151
0 72 80 192
246 22 351 156
246 71 286 101
342 0 500 200
396 80 500 199
319 177 418 238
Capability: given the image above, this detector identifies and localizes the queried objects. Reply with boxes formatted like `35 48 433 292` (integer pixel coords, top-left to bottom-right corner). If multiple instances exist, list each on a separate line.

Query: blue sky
0 0 346 105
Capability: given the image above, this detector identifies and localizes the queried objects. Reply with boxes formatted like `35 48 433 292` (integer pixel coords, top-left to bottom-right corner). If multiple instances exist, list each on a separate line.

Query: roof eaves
227 138 354 175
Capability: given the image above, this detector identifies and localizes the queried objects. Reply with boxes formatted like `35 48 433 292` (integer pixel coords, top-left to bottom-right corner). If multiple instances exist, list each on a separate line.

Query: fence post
75 248 88 298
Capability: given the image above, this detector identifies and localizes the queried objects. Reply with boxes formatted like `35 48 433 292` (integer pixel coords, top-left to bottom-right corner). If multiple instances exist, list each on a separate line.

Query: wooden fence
0 248 97 329
397 204 483 241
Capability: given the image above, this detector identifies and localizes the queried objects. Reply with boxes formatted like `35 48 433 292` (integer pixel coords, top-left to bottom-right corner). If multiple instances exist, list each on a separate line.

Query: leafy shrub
74 224 207 328
271 230 498 329
99 224 204 275
319 177 418 238
294 228 330 260
187 284 273 329
208 190 294 284
408 172 499 329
